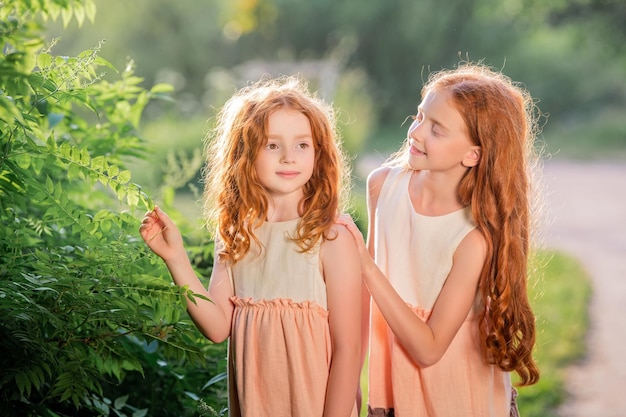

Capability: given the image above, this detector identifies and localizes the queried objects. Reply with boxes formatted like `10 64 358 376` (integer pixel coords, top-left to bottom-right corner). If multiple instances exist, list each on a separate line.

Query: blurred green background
44 1 622 416
45 0 626 200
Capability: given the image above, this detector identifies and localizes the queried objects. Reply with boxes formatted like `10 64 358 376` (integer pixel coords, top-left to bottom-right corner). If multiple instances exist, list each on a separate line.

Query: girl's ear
462 146 481 167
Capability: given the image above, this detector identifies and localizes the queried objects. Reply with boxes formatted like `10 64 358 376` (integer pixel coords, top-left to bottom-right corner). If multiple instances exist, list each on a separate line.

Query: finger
147 227 168 242
140 216 158 232
335 213 352 225
139 221 155 236
153 206 175 227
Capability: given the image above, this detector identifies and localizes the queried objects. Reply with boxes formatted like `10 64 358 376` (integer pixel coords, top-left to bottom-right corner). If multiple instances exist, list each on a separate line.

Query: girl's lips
409 145 425 156
277 171 299 179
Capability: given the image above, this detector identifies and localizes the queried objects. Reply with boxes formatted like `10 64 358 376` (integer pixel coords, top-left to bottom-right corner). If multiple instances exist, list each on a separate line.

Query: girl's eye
297 142 310 149
432 123 445 137
266 143 279 150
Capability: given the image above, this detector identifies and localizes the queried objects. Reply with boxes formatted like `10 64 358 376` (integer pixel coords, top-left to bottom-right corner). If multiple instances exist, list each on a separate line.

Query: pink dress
226 219 358 417
368 167 513 417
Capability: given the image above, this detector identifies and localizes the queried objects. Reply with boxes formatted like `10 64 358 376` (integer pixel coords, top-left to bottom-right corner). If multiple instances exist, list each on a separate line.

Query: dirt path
543 160 626 417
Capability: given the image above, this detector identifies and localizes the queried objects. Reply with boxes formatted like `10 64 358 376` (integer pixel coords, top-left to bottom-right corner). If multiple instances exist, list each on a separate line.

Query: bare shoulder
323 223 358 252
367 165 393 189
320 223 360 267
454 228 488 264
366 166 394 208
321 222 361 286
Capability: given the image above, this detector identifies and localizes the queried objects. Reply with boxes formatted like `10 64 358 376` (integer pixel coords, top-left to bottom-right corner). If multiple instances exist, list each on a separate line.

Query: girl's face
254 108 315 201
406 89 479 173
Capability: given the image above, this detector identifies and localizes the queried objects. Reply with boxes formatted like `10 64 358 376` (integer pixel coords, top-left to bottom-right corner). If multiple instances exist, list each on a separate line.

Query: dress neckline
404 170 469 218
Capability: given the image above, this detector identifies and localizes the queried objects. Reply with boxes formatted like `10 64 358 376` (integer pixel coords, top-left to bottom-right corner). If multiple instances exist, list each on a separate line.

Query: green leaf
107 164 119 177
94 56 117 72
150 83 175 94
31 155 45 175
61 6 73 28
67 163 82 181
37 52 53 70
14 153 31 170
73 3 86 27
15 372 30 396
132 409 149 417
117 170 131 184
0 95 25 127
85 0 97 23
45 176 54 194
114 394 129 410
201 372 227 391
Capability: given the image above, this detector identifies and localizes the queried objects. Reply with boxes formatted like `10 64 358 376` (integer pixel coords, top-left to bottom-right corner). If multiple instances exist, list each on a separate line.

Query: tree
0 1 227 415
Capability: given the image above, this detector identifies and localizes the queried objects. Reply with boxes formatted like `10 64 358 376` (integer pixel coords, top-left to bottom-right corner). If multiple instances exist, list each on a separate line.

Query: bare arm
139 207 234 343
322 224 362 417
341 170 487 368
361 166 390 351
359 227 485 366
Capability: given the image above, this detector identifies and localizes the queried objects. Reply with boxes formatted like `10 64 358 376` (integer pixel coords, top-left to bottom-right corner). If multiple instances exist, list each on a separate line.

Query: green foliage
1 1 227 416
333 68 376 157
543 105 626 160
44 0 626 156
128 115 208 193
515 251 591 417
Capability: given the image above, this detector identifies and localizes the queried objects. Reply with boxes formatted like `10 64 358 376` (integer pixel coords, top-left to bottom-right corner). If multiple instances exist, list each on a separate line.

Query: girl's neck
409 170 465 216
265 197 301 223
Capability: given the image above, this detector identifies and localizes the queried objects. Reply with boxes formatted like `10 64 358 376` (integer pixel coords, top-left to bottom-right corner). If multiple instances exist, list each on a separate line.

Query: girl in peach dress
341 62 541 417
140 76 361 417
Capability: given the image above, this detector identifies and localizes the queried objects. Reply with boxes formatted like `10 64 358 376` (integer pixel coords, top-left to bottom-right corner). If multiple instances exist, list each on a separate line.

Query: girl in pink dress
140 76 361 417
341 62 542 417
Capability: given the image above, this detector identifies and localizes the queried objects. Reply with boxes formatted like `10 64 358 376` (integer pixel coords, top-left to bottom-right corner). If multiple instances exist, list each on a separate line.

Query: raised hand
139 206 186 262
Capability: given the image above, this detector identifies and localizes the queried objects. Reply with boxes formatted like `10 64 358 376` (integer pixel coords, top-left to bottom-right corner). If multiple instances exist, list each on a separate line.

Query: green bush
0 1 227 415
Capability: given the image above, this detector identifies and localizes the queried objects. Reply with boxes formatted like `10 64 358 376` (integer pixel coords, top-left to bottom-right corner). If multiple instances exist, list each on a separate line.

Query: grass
516 250 591 417
357 250 591 417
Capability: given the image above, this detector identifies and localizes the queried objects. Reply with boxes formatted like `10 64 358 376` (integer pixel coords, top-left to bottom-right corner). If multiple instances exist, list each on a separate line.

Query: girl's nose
280 149 295 163
409 119 422 142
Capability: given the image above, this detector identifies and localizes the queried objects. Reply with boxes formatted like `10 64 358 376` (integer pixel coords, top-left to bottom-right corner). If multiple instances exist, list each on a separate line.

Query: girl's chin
407 157 420 170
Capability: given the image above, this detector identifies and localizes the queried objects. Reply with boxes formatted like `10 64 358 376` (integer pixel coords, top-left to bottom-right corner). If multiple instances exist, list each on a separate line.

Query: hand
335 214 369 259
139 206 185 262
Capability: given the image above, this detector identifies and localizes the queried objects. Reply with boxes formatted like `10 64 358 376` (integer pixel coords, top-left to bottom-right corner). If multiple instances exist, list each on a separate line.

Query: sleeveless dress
226 218 358 417
367 167 513 417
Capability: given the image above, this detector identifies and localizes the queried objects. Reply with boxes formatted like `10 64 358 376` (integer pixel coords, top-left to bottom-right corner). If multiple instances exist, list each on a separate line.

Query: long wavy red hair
389 63 542 386
202 75 350 264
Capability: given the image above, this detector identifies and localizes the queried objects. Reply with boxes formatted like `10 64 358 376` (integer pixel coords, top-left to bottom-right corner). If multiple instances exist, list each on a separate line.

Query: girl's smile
276 170 300 179
409 140 426 156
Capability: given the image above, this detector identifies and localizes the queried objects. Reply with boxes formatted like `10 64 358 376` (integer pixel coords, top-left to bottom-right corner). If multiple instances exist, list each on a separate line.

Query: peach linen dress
367 167 513 417
226 218 358 417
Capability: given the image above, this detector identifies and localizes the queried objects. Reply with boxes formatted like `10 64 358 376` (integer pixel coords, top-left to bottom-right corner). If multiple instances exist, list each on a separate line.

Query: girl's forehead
419 89 453 109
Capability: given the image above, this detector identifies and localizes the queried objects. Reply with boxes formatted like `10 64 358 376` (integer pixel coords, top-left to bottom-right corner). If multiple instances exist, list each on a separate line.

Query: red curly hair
389 63 542 386
202 75 350 264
